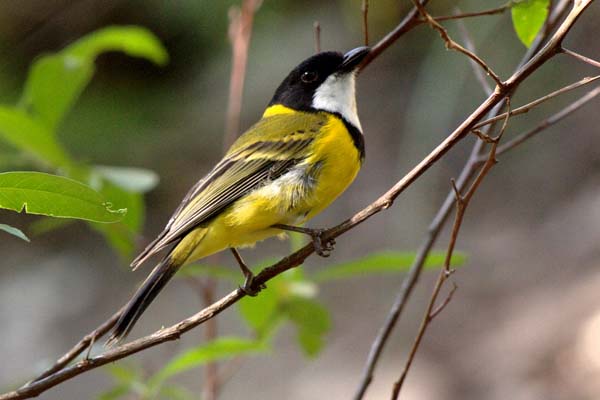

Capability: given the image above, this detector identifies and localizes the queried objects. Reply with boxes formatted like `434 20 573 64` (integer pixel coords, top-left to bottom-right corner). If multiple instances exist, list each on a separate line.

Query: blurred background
1 0 599 399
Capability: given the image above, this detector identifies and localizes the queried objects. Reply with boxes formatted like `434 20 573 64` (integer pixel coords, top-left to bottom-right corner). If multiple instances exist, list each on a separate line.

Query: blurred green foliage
511 0 550 47
0 26 167 257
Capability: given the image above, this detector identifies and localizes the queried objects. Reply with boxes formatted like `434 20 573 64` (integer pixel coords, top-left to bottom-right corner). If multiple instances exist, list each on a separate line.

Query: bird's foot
273 224 335 257
239 272 266 297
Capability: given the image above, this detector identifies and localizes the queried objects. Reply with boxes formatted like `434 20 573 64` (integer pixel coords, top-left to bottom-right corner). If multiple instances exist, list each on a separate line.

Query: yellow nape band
263 104 296 117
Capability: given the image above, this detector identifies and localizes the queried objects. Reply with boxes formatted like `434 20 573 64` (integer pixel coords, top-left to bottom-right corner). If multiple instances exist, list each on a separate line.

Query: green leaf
0 171 125 223
284 298 331 357
0 106 72 168
312 250 467 282
20 26 168 129
20 54 94 130
94 165 159 193
511 0 550 47
150 337 267 385
65 26 169 65
0 223 30 242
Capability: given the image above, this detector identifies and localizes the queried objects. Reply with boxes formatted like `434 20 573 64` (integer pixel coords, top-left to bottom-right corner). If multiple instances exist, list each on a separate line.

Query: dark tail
107 256 179 346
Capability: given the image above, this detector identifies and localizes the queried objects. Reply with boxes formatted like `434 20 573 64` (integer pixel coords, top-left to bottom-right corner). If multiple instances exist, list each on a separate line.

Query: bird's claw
239 273 266 297
310 229 336 257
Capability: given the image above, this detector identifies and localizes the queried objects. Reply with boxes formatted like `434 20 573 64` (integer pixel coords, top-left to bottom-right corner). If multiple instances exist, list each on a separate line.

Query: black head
268 47 370 112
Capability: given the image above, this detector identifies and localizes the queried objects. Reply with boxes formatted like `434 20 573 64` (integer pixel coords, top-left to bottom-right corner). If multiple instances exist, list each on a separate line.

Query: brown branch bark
391 102 509 399
486 85 600 159
473 75 600 129
223 0 262 147
410 0 504 87
561 47 600 69
1 1 594 399
362 0 369 46
313 21 321 53
353 0 576 397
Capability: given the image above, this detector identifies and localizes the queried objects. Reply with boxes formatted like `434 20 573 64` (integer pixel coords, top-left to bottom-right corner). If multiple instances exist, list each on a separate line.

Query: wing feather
131 112 327 269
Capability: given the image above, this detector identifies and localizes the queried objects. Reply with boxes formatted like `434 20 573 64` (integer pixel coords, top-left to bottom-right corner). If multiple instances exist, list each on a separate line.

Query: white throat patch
311 73 362 132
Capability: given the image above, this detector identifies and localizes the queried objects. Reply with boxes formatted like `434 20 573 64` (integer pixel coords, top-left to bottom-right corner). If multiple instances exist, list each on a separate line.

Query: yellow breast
301 113 362 219
183 109 362 263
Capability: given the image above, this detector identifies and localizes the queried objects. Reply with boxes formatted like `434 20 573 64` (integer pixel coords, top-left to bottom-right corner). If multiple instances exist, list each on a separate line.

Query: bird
107 46 370 345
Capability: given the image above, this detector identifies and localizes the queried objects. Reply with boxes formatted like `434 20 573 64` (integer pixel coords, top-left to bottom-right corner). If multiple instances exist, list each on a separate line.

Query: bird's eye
301 71 318 83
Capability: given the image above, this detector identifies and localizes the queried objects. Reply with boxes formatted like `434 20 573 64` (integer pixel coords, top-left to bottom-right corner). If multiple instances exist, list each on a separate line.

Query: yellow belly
180 113 362 264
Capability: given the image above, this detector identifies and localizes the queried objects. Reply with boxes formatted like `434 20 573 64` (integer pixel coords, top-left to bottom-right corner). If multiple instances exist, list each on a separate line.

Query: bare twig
391 99 510 399
488 85 600 158
362 0 369 46
473 75 600 129
422 4 509 22
223 0 262 147
313 21 321 53
561 47 600 69
353 1 574 398
358 0 430 71
3 1 594 399
456 12 493 95
429 282 458 319
27 308 122 385
410 0 504 88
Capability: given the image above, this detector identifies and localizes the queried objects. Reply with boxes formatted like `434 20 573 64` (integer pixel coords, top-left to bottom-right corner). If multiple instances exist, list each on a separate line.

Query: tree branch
353 0 576 397
410 0 504 88
390 99 510 399
486 85 600 159
362 0 369 46
561 47 600 69
223 0 262 147
473 74 600 129
1 1 594 399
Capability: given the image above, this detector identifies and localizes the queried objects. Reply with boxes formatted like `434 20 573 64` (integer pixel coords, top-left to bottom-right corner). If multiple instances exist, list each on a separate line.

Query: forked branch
1 1 595 399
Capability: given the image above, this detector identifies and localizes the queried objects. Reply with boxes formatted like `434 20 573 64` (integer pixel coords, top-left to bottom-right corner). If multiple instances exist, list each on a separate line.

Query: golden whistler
108 47 370 344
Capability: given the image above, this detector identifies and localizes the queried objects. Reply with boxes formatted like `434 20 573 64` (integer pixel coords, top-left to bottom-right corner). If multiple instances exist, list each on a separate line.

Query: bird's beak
339 46 370 73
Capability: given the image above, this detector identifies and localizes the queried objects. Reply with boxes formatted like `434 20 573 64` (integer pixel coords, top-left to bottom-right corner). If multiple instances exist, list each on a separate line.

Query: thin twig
223 0 262 147
429 282 458 319
358 0 430 72
27 308 123 384
561 47 600 69
362 0 369 46
421 4 509 22
486 85 600 159
313 21 321 53
391 98 510 399
456 11 493 95
353 1 574 397
3 1 594 399
410 0 504 88
473 75 600 129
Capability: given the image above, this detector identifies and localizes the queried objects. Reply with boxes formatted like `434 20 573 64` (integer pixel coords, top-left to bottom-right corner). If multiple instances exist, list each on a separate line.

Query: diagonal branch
487 85 600 159
1 1 594 399
561 47 600 69
409 0 504 88
353 0 576 397
473 74 600 129
390 99 510 399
